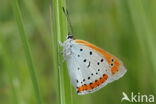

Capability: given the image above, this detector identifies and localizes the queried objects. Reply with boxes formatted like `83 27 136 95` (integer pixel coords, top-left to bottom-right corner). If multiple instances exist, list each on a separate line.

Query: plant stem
51 0 74 103
12 1 43 104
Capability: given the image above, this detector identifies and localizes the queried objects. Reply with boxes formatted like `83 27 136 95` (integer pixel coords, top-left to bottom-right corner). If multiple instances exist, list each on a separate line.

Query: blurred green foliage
0 0 156 104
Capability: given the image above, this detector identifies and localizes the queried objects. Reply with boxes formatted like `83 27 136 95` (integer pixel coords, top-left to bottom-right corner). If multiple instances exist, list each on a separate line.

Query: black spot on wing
76 80 79 83
78 67 80 70
83 59 87 62
89 51 92 55
101 59 104 62
112 58 114 62
87 61 91 68
97 62 100 65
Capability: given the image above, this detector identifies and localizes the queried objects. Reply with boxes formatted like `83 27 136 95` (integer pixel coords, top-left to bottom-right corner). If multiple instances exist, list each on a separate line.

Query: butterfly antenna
62 7 74 35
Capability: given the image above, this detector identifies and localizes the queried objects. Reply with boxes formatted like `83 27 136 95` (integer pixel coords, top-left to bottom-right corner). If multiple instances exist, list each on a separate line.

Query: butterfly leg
58 58 65 70
58 40 63 46
58 40 66 69
58 51 66 70
57 40 64 54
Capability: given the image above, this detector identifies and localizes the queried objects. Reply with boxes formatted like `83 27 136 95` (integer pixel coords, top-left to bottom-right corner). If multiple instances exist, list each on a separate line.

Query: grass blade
51 0 74 103
12 0 43 104
51 0 65 103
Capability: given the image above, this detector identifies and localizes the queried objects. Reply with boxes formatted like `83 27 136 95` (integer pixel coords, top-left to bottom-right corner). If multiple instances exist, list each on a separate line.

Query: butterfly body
62 35 127 95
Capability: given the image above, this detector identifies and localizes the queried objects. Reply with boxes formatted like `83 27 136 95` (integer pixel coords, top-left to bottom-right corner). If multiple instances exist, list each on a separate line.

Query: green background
0 0 156 104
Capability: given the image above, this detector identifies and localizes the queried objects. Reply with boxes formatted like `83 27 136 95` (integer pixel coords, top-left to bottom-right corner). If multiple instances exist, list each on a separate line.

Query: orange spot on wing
111 66 118 74
111 59 120 74
78 86 83 92
75 40 112 64
91 83 97 88
86 85 92 90
114 59 120 66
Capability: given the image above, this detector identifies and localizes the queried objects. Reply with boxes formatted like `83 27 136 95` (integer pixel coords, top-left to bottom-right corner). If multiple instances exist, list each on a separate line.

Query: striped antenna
62 7 74 35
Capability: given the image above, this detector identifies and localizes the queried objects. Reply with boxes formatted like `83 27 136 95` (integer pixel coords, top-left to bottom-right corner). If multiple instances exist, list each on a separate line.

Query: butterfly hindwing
63 39 127 95
66 42 112 95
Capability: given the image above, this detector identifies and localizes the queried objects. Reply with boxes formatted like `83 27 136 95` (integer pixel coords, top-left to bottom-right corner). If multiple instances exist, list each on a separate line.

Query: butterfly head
62 34 74 58
67 34 74 40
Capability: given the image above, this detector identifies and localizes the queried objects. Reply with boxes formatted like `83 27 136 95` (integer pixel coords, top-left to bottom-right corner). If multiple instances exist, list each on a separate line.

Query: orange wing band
77 74 108 93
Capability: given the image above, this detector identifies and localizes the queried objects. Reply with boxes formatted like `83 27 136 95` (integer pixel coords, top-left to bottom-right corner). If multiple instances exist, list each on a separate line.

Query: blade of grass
50 5 61 104
12 0 43 104
51 0 74 103
51 0 66 103
59 4 75 104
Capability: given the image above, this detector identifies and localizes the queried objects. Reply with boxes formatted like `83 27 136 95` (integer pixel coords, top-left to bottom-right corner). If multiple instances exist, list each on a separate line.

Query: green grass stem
12 0 43 104
51 0 74 103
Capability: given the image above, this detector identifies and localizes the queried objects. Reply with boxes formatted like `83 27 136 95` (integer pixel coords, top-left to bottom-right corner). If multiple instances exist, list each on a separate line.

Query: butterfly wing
74 40 127 83
65 39 127 95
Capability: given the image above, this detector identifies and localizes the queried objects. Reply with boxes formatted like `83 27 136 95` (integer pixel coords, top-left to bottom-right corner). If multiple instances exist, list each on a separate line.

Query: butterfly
61 35 127 95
